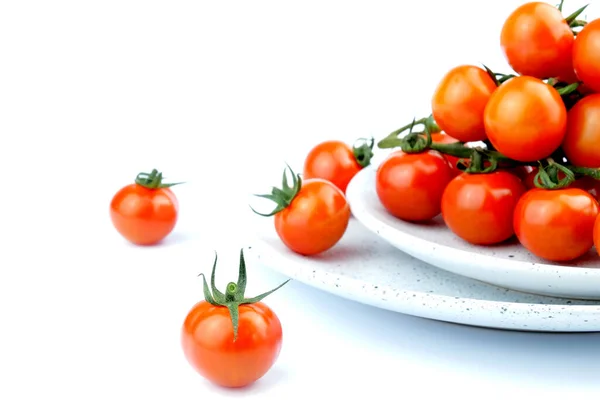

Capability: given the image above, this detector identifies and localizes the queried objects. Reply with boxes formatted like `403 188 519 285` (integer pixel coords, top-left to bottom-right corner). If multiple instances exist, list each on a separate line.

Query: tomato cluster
375 1 600 263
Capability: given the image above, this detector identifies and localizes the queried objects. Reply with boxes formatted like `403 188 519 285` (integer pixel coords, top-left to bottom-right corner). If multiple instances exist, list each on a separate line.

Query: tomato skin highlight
573 19 600 93
376 150 453 222
441 171 526 245
181 301 283 388
500 2 574 79
303 140 362 194
513 188 599 262
275 178 350 255
562 94 600 168
431 65 497 142
110 184 178 245
484 76 567 162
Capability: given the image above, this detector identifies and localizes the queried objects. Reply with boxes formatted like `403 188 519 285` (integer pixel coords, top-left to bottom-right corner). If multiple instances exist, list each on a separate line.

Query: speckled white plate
346 166 600 301
245 215 600 332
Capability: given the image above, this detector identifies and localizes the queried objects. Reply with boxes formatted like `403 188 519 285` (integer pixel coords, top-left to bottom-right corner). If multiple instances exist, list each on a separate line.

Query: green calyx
533 158 576 189
198 249 290 341
353 137 375 168
134 169 183 189
482 64 515 86
377 114 439 150
251 164 302 217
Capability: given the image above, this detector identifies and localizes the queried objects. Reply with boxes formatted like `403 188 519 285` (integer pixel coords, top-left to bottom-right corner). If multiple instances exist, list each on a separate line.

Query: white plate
346 166 600 300
245 215 600 332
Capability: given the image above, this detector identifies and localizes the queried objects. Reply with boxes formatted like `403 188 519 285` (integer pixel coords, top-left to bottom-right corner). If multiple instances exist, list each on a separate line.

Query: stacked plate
246 166 600 332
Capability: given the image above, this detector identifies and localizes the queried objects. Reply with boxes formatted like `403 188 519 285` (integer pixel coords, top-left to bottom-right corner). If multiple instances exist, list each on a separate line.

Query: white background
2 0 600 398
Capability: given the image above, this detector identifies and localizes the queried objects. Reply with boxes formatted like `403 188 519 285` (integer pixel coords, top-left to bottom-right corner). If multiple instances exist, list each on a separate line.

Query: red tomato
572 177 600 203
431 65 497 143
513 188 599 262
441 171 526 245
562 94 600 168
431 132 462 176
594 215 600 257
254 167 350 255
110 169 179 245
573 18 600 93
484 76 567 162
181 251 287 388
303 139 371 194
376 150 453 222
500 2 574 79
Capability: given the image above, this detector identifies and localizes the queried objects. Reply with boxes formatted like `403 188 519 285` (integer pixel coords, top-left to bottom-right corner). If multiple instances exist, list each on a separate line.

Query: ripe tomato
573 18 600 93
500 2 574 79
181 250 288 388
431 132 462 176
562 94 600 168
572 177 600 203
376 150 453 222
594 215 600 257
441 171 526 245
110 169 180 245
484 76 567 162
431 65 497 142
253 166 350 255
513 188 599 262
303 139 373 194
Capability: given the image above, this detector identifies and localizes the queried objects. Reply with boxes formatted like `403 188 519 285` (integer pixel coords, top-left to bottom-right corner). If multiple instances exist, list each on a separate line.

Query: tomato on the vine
573 18 600 93
513 188 599 262
431 65 497 143
253 166 350 255
376 150 453 222
431 132 462 176
484 76 567 162
562 94 600 168
110 169 180 245
303 138 374 194
181 250 288 388
441 171 526 245
500 2 574 79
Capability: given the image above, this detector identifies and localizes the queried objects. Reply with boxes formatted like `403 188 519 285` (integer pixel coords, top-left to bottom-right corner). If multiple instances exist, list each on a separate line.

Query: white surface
2 0 600 399
248 213 600 331
347 166 600 300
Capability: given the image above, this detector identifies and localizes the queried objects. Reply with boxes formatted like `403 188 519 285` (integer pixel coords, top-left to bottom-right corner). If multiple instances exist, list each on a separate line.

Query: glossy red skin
594 215 600 257
303 140 361 194
441 171 526 245
431 65 497 142
562 94 600 168
110 184 178 245
501 2 574 79
573 19 600 93
484 76 567 162
275 178 350 255
181 301 282 388
431 132 461 176
513 188 599 262
376 150 453 222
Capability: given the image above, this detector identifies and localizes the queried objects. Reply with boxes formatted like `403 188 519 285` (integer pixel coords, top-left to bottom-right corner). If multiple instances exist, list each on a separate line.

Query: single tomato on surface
110 169 180 245
431 65 497 143
303 138 374 194
181 250 288 388
573 18 600 93
484 76 567 162
513 188 599 262
500 2 575 79
441 171 526 245
562 94 600 168
376 150 453 222
253 165 350 255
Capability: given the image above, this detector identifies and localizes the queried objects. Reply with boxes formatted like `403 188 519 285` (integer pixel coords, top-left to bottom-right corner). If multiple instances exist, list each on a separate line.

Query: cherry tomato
254 166 350 255
431 65 497 143
513 188 599 262
303 139 373 194
594 215 600 257
573 18 600 93
562 94 600 168
500 2 574 79
181 250 287 388
441 171 526 245
110 169 180 245
431 132 462 176
484 76 567 162
376 150 453 222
